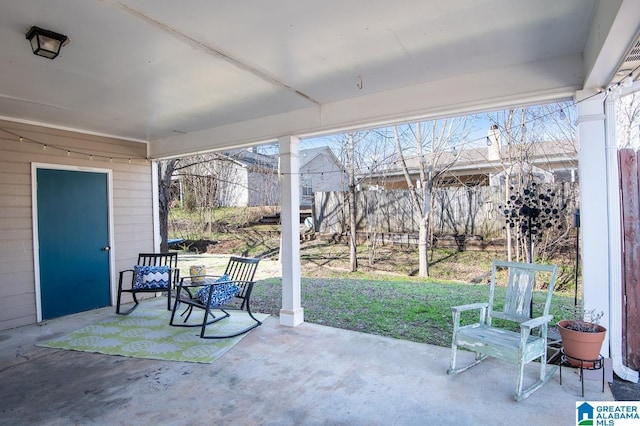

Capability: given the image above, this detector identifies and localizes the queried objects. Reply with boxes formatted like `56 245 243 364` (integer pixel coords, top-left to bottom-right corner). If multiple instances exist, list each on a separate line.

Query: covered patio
0 0 639 417
0 299 613 425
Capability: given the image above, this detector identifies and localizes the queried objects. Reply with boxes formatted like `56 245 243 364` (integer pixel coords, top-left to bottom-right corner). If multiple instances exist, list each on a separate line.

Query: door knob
102 246 111 251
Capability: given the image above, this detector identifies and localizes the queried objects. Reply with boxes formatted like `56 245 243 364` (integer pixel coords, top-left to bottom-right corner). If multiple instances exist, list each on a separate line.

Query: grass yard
249 276 576 348
171 205 579 349
176 253 576 349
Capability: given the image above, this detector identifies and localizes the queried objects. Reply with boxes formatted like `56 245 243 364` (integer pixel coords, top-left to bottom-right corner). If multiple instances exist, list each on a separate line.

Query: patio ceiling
0 1 638 158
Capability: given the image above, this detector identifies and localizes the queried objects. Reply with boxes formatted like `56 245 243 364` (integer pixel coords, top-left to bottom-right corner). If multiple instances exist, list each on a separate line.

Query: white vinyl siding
300 153 347 207
217 162 248 207
247 170 279 206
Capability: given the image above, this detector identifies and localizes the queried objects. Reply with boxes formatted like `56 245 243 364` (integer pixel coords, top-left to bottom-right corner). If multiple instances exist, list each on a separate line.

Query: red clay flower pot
558 319 606 368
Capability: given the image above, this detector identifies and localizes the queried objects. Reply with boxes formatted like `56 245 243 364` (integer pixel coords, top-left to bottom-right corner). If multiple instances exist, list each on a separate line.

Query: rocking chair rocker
170 256 262 339
447 260 558 401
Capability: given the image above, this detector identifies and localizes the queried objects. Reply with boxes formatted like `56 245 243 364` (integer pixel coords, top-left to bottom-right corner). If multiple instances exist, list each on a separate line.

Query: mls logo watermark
577 402 640 425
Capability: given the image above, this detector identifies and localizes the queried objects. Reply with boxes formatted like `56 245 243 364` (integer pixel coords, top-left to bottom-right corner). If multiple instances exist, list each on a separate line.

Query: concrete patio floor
0 299 613 426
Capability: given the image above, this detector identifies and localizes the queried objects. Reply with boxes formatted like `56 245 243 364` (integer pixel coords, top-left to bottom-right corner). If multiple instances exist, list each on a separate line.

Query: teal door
37 168 111 319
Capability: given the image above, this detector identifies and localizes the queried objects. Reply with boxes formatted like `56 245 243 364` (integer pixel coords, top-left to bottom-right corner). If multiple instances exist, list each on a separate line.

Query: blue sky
258 101 576 156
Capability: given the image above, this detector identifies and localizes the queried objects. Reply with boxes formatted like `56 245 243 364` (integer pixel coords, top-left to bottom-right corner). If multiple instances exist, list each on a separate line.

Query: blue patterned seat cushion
132 265 170 290
195 274 240 307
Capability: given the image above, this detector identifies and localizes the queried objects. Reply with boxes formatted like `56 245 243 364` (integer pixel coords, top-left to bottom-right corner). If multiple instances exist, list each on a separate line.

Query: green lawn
250 276 576 348
171 212 578 348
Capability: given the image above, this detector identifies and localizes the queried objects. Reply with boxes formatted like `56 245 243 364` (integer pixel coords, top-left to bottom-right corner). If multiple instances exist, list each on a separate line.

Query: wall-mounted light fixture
25 26 68 59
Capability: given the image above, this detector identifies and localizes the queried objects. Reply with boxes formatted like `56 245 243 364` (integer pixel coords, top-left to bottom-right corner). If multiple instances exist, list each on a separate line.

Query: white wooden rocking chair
447 260 558 401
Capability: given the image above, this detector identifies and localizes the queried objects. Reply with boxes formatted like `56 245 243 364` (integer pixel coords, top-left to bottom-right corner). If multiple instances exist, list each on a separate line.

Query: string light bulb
622 72 634 87
559 108 567 120
2 127 149 165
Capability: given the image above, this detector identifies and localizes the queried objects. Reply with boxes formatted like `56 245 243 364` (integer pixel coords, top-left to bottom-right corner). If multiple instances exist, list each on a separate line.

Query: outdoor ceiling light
25 26 68 59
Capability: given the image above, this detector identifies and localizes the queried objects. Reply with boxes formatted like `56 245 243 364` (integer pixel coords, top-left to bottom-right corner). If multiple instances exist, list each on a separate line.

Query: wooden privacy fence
313 183 577 240
314 187 502 236
618 149 640 370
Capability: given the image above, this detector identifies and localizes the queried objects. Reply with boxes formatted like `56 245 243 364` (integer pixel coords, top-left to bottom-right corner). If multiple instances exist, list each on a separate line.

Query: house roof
300 147 331 163
0 1 637 159
300 147 345 170
366 139 578 182
224 149 279 170
222 146 344 172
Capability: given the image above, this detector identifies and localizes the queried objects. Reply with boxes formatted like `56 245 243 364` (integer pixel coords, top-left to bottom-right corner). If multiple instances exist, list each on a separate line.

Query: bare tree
489 102 578 263
393 119 470 277
158 151 258 251
347 133 358 271
158 159 182 252
351 130 396 266
176 154 221 235
332 130 392 271
616 92 640 149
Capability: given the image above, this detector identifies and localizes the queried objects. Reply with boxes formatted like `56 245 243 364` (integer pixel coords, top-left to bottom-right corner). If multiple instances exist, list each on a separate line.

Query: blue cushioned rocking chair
170 256 261 339
116 252 179 315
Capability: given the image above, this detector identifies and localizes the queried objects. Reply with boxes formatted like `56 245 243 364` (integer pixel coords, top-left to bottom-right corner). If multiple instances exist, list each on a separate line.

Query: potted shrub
557 308 606 367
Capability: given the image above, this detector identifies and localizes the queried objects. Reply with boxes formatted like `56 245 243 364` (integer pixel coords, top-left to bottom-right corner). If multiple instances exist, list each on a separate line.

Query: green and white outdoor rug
38 303 268 363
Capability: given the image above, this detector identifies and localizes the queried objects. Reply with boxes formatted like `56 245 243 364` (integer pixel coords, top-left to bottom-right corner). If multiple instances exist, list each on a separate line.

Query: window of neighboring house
301 177 313 197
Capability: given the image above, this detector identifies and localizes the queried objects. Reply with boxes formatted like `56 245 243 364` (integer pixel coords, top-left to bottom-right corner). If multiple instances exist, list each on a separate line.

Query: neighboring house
362 135 578 189
299 147 348 207
215 147 347 208
217 149 279 207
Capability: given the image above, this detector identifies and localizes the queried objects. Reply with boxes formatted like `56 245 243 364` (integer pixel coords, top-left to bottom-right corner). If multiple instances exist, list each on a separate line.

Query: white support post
576 90 610 355
151 161 161 252
604 93 639 382
279 136 304 327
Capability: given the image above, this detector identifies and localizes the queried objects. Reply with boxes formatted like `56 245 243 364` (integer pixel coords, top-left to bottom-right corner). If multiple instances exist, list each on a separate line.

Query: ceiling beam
583 0 640 90
151 54 581 159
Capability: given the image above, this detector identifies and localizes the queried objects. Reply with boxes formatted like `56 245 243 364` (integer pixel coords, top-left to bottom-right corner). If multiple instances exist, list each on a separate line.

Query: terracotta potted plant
558 308 606 367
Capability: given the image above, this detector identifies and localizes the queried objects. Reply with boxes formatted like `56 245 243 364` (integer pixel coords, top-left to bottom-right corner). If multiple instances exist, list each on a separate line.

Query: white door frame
31 162 115 322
